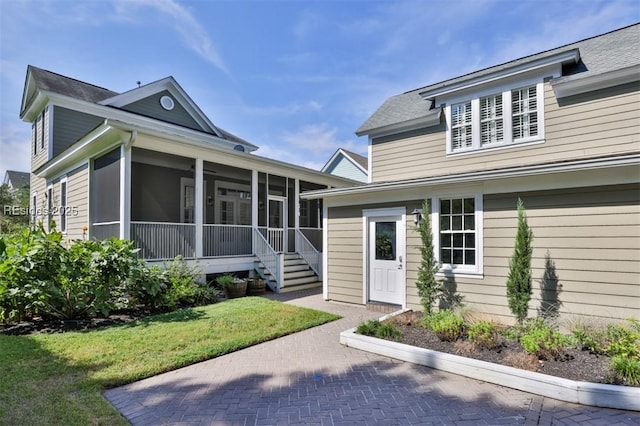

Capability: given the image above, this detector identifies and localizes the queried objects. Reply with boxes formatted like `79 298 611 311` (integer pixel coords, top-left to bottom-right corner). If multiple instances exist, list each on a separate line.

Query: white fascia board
419 50 579 100
34 124 124 179
322 149 368 175
551 65 640 98
320 149 343 172
301 154 640 200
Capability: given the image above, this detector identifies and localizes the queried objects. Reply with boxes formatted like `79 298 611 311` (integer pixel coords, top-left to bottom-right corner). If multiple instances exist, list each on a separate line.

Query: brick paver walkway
105 289 640 425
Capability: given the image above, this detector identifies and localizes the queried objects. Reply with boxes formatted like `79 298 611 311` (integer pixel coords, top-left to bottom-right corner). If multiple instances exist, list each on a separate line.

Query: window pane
452 215 462 230
441 248 452 264
465 233 475 249
441 199 451 215
464 198 474 213
452 199 463 214
441 234 452 248
464 214 475 230
375 222 396 260
440 215 450 231
453 250 464 264
465 250 476 265
453 234 463 248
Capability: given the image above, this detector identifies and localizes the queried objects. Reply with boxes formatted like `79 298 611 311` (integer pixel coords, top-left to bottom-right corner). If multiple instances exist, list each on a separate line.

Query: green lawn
0 297 340 425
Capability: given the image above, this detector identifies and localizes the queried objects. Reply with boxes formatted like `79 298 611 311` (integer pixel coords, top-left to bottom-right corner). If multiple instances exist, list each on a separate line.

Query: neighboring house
322 148 368 183
3 170 30 190
21 66 357 292
303 24 640 323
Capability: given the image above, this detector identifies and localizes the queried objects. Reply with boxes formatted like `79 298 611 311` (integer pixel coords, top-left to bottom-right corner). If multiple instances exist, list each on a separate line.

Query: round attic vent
160 95 175 111
233 145 246 152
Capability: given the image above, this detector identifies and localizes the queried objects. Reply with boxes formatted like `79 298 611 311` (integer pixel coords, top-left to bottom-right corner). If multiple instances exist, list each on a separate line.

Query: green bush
0 226 64 321
422 310 464 342
505 199 534 324
520 322 565 360
572 319 640 358
612 355 640 386
356 320 403 341
468 320 501 349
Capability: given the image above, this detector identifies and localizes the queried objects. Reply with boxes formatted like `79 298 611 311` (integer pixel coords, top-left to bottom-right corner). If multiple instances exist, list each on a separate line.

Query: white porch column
119 144 131 240
294 179 300 230
195 158 203 258
251 169 258 254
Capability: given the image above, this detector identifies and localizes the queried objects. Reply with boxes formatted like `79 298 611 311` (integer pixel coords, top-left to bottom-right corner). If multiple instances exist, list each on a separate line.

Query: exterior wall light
412 208 423 226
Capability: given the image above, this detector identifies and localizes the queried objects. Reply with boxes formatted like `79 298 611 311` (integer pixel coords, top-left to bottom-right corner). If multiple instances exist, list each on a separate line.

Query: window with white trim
60 179 67 233
40 109 45 150
32 122 37 156
433 194 483 275
31 193 37 225
47 185 53 231
446 81 544 154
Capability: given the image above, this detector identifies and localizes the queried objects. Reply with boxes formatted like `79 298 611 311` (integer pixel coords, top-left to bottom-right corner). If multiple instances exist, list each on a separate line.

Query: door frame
362 207 406 307
267 195 287 252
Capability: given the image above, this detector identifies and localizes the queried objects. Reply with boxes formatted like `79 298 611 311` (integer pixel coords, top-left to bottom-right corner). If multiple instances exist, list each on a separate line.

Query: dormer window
445 80 545 155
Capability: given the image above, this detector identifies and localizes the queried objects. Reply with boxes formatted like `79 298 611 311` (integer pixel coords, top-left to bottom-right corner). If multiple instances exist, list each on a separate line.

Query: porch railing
130 221 195 260
92 221 120 240
253 228 284 291
299 227 322 251
257 227 284 252
203 224 252 257
295 229 322 279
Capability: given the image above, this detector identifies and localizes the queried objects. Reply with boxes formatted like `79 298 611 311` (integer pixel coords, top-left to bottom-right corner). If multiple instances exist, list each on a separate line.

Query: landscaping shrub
520 321 565 360
612 355 640 386
356 320 403 341
468 320 501 350
0 226 64 321
505 198 534 324
604 320 640 359
422 309 464 342
415 200 442 314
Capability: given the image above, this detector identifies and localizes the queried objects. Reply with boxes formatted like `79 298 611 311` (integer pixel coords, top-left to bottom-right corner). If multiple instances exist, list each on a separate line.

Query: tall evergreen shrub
415 200 441 314
506 198 534 323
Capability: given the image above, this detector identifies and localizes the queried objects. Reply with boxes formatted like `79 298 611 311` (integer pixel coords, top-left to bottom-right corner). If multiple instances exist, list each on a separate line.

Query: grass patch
0 297 340 425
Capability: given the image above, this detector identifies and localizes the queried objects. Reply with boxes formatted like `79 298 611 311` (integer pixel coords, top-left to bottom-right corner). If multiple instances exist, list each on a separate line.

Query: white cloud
115 0 228 73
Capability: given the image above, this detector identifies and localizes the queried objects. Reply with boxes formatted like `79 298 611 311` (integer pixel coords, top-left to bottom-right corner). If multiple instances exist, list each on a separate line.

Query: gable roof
3 170 30 188
357 23 640 137
322 148 368 173
20 66 257 151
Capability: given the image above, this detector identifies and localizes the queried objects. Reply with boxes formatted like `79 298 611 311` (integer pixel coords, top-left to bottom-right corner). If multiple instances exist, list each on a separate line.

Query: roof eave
356 108 442 138
301 153 640 200
551 65 640 98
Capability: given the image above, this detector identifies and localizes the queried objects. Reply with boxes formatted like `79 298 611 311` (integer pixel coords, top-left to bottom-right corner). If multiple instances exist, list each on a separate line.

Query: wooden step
279 281 322 293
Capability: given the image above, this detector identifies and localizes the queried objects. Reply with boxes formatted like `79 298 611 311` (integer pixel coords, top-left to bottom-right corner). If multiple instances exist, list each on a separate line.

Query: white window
31 193 37 225
445 81 544 154
480 93 503 146
60 178 67 233
47 185 53 231
40 110 45 150
432 194 483 276
32 122 37 156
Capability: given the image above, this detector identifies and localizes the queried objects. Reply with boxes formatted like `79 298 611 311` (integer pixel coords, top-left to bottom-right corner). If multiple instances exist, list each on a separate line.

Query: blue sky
1 0 638 178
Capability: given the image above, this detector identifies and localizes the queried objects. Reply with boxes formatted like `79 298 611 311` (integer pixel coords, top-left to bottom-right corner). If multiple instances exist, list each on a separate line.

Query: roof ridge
28 65 118 94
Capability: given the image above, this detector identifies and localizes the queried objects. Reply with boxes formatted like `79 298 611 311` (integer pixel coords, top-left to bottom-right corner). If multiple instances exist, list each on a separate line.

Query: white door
369 215 405 305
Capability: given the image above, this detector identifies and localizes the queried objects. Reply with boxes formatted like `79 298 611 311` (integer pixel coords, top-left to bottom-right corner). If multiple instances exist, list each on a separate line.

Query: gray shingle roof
27 66 119 104
341 148 368 171
4 170 30 188
357 23 640 136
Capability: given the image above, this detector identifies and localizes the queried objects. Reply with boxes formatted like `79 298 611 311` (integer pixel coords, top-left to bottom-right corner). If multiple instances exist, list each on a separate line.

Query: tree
415 200 442 314
0 183 30 234
506 198 534 323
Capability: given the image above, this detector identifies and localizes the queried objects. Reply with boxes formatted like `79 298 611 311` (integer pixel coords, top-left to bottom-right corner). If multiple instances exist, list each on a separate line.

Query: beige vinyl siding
32 106 50 171
430 184 639 324
371 81 640 182
30 174 47 226
327 205 364 304
64 164 89 240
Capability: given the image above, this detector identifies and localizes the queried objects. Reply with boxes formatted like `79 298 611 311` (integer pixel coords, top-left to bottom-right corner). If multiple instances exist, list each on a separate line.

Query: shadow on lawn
118 307 208 329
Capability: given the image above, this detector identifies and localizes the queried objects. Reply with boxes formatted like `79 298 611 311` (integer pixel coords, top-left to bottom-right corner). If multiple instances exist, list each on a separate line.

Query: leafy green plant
520 322 565 360
415 200 442 314
356 319 403 341
611 355 640 386
468 320 501 350
215 273 238 288
506 198 534 324
422 309 464 342
604 321 640 359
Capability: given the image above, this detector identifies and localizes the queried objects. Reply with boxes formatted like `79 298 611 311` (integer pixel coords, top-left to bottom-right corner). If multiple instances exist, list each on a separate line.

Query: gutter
301 153 640 199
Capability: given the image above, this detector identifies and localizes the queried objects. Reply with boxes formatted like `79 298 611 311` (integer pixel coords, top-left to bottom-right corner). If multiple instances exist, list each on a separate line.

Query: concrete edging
340 326 640 411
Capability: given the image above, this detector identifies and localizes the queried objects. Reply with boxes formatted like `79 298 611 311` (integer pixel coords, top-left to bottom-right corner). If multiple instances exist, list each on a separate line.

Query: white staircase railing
253 227 284 291
295 229 322 279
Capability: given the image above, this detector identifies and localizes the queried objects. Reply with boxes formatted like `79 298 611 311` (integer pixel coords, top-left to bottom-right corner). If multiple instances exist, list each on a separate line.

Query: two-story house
21 66 358 292
303 24 639 323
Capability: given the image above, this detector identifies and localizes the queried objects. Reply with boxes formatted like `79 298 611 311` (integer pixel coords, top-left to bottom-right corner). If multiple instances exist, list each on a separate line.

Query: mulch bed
384 311 623 386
